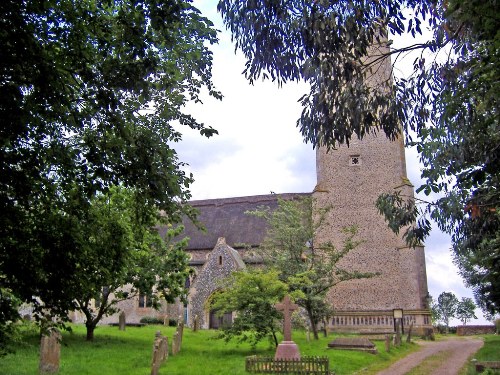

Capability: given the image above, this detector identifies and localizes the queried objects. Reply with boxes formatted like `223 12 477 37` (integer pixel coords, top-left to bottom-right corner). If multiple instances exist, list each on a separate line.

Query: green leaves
209 269 287 348
246 196 372 339
219 0 499 314
0 0 219 342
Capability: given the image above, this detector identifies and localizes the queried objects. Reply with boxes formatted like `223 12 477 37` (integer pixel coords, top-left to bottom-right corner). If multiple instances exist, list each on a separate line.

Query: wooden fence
245 356 330 375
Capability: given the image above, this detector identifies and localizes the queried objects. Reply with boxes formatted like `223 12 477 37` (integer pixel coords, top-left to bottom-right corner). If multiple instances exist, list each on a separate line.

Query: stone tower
313 43 431 333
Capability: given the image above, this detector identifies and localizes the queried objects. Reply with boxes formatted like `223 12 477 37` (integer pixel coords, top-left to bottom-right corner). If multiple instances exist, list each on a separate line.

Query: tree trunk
306 308 319 340
272 329 279 347
86 324 95 341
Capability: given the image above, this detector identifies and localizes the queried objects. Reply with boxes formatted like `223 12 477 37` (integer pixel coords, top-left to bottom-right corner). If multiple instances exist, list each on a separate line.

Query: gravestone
406 323 413 343
328 337 378 354
39 329 62 374
151 331 169 375
385 334 391 352
192 315 199 332
274 295 300 360
171 331 180 356
394 318 402 346
322 319 329 337
176 316 184 348
163 315 169 326
119 311 126 331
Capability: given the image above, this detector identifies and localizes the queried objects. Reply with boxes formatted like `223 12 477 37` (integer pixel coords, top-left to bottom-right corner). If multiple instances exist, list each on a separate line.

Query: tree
433 292 459 332
456 297 477 326
0 0 220 342
217 0 500 315
71 186 191 341
247 196 373 339
209 269 287 348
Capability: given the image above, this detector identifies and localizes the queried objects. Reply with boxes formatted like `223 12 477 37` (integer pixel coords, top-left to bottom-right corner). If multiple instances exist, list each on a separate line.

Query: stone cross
275 295 298 342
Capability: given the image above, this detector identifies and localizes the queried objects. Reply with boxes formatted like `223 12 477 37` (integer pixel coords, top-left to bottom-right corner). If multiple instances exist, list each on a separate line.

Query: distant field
1 324 420 375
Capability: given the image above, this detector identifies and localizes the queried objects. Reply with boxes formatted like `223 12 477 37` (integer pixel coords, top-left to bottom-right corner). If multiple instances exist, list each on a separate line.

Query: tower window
218 255 223 266
350 155 361 166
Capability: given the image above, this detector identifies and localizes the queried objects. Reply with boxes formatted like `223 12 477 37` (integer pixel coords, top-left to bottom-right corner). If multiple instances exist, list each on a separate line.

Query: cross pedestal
274 295 300 360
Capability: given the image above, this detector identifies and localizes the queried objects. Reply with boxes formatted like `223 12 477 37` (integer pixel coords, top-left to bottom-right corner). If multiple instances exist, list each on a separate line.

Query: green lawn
1 324 420 375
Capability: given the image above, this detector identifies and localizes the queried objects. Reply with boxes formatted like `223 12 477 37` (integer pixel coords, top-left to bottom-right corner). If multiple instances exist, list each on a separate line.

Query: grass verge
460 335 500 375
1 324 420 375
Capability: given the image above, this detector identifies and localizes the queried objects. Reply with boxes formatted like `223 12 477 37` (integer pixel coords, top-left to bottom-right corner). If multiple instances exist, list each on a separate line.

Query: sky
174 1 490 325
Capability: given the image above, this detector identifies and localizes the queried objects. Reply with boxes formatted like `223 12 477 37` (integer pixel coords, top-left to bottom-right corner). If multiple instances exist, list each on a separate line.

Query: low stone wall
456 325 496 336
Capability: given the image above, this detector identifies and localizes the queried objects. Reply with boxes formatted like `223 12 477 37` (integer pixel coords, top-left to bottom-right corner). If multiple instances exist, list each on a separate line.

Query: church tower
313 43 431 334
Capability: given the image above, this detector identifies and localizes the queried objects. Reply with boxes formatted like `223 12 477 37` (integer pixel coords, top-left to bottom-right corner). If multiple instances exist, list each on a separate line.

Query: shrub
168 319 178 327
139 317 163 325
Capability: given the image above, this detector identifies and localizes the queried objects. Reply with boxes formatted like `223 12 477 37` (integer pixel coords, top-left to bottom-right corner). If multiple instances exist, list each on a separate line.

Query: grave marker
39 329 61 374
119 311 126 331
274 295 300 360
151 331 169 375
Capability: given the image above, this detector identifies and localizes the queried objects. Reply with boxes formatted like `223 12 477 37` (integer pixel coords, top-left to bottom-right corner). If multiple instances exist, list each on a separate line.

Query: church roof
173 193 310 250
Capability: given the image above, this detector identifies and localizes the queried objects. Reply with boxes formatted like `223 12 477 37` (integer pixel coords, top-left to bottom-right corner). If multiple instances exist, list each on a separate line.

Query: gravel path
376 337 484 375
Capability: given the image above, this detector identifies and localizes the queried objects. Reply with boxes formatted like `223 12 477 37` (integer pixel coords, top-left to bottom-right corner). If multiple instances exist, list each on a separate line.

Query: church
172 128 432 334
93 39 432 335
96 127 431 335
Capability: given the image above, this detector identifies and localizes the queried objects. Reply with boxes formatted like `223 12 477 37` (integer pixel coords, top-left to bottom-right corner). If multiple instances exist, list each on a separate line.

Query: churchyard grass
2 324 419 375
460 335 500 375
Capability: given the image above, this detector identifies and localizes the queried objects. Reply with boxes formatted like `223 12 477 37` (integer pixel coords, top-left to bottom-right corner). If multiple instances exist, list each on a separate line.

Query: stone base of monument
274 341 301 360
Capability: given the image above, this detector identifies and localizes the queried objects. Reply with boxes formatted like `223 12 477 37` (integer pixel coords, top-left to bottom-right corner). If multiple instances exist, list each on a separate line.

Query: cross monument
274 295 301 360
275 295 298 342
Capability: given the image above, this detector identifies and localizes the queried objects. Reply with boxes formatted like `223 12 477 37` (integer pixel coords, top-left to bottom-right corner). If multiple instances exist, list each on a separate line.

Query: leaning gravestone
385 334 391 352
39 329 62 374
176 316 184 348
328 337 378 354
151 331 169 375
171 331 180 356
192 315 199 332
119 311 126 331
171 317 184 356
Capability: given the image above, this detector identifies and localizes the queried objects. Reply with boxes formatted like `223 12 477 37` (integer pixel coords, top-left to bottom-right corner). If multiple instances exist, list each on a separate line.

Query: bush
139 317 163 325
168 319 178 327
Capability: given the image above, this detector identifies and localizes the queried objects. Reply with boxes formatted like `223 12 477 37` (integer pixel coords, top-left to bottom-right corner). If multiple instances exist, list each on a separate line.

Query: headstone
328 337 378 354
274 295 300 360
163 315 169 326
171 331 180 356
119 311 126 331
394 318 402 346
176 316 184 348
151 331 169 375
193 315 199 332
385 334 391 352
39 329 61 374
406 323 413 343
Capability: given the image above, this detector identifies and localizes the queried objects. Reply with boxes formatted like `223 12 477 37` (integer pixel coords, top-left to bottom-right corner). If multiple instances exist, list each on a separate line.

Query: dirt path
376 337 483 375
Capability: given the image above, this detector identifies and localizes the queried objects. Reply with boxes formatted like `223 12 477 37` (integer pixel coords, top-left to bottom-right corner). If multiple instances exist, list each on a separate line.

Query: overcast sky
175 1 489 324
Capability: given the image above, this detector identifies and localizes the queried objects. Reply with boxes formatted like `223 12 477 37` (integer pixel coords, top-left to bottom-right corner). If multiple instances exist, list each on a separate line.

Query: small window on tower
350 155 361 166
